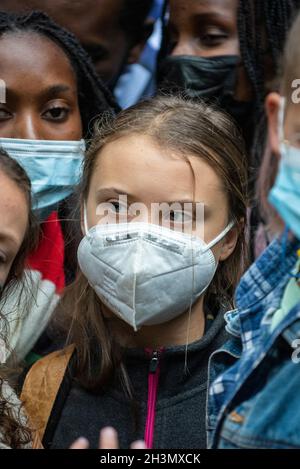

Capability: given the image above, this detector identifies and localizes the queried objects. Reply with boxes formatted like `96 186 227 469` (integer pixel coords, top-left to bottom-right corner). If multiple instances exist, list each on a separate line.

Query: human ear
218 225 240 262
265 92 281 157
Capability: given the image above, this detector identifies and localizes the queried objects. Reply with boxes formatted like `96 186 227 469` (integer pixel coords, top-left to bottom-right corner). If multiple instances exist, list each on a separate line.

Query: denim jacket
207 235 300 449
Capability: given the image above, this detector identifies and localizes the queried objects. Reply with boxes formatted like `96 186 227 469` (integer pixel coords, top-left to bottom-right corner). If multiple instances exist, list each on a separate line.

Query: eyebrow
96 187 136 201
181 9 235 33
170 7 233 27
38 84 73 100
195 0 234 13
96 189 208 207
5 84 73 102
161 200 198 205
0 232 19 250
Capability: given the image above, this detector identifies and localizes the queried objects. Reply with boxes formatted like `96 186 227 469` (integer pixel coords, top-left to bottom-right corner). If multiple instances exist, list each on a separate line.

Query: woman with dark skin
0 0 153 89
164 0 251 100
0 12 117 141
0 12 117 363
158 0 300 169
0 33 82 140
157 0 300 262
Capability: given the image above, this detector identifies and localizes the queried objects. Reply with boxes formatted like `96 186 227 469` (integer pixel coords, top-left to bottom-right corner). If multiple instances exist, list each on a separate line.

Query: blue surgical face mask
0 138 85 221
268 98 300 240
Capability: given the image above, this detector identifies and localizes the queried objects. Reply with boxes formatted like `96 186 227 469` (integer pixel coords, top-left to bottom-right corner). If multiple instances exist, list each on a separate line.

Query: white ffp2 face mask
78 221 234 331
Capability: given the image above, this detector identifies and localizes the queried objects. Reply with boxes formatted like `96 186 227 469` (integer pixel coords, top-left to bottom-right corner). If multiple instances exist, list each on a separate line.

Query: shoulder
236 238 299 310
25 345 75 379
22 345 75 400
21 345 75 444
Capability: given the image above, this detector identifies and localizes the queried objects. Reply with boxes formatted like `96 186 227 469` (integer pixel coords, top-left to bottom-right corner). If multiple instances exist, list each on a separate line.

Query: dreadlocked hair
0 10 119 139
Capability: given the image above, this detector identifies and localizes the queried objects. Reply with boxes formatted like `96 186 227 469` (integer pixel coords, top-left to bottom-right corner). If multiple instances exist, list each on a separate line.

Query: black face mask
157 55 255 148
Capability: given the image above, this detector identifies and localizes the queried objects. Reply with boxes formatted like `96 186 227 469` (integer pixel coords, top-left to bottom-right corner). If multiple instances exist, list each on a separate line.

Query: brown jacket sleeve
21 345 75 447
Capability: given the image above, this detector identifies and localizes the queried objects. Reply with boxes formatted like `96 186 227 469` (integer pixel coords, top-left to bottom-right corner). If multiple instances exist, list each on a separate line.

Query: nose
13 113 41 140
171 37 195 57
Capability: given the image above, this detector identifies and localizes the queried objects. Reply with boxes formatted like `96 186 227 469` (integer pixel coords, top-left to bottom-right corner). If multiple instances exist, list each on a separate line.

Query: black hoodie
47 308 229 449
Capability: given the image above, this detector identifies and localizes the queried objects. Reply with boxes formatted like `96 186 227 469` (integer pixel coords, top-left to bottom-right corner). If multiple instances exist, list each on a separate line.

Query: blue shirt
114 0 163 108
207 235 300 449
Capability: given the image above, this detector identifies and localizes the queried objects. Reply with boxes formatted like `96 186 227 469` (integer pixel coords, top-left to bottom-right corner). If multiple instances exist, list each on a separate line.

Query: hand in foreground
70 427 146 450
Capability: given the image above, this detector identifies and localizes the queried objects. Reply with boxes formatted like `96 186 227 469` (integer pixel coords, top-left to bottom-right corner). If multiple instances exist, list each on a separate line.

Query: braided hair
237 0 300 170
0 11 120 281
159 0 300 166
0 10 120 138
238 0 300 105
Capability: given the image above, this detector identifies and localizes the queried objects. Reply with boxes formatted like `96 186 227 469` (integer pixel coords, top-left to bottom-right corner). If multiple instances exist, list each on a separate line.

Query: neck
110 297 206 350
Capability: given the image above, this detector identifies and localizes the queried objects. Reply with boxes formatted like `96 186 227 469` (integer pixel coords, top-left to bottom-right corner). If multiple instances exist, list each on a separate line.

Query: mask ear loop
184 235 194 375
278 97 286 144
184 167 197 374
83 201 89 235
205 220 235 251
183 219 236 372
278 98 300 280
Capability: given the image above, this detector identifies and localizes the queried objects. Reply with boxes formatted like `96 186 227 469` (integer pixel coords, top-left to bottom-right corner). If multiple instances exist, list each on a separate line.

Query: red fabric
27 212 65 293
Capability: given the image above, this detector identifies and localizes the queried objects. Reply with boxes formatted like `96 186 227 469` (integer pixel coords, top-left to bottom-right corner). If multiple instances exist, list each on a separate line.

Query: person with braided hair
0 11 118 364
0 0 154 92
158 0 300 170
157 0 300 263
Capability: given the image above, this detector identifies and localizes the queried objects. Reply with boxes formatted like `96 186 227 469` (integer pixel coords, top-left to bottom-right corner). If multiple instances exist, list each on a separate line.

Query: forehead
44 0 124 20
49 0 126 44
90 134 224 203
169 0 238 20
0 171 28 246
3 0 125 40
0 31 77 88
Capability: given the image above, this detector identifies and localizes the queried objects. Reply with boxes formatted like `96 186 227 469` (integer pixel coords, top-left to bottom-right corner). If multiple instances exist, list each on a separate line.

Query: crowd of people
0 0 300 450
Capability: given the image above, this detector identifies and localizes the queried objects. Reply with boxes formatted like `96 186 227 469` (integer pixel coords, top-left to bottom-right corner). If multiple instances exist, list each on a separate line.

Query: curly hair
0 373 32 448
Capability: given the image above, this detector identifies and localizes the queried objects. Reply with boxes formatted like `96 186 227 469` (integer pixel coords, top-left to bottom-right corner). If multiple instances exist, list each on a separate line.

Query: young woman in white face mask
0 11 118 363
21 95 248 449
